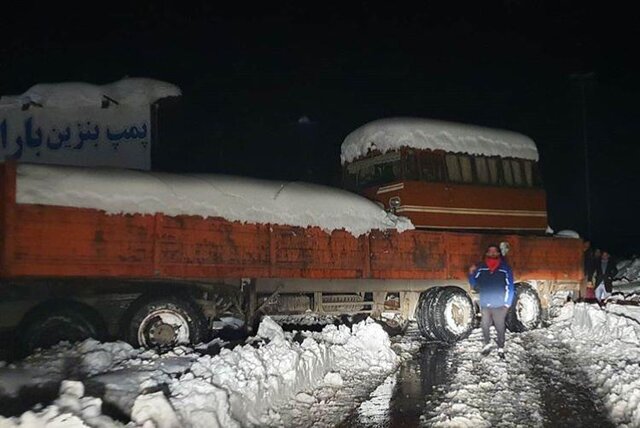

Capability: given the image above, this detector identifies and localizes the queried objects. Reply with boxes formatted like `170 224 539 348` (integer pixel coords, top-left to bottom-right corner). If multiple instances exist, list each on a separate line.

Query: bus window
523 161 533 187
502 159 514 186
487 158 499 184
346 152 403 189
419 151 445 182
532 163 543 187
343 168 357 190
459 156 473 183
404 150 419 180
445 154 462 182
511 160 523 186
475 157 490 184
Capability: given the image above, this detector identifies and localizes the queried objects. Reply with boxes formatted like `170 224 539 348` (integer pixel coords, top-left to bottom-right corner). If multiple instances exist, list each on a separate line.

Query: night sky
2 2 639 254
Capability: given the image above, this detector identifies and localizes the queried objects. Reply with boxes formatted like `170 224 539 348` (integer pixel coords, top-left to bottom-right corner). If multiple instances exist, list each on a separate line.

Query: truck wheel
416 287 442 340
506 284 542 332
124 294 208 349
431 287 475 343
19 301 106 355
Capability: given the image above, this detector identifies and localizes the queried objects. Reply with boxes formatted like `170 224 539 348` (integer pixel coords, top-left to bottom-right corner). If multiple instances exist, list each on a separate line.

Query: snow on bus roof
0 78 181 108
16 164 414 237
341 118 539 164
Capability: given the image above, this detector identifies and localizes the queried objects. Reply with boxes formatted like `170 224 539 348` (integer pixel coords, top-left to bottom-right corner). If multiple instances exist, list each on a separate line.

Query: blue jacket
468 259 515 308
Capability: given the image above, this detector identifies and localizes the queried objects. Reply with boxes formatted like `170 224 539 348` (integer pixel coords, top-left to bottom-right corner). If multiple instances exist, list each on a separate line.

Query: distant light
298 116 311 124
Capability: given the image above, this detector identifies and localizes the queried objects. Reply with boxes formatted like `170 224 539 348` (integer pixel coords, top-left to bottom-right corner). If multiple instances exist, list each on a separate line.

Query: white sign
0 104 151 170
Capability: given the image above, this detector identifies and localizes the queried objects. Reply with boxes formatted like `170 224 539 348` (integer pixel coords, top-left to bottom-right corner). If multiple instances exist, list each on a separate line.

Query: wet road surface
341 328 615 427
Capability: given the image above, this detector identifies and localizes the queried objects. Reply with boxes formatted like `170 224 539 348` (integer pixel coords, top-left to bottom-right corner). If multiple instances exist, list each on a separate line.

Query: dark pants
481 306 508 348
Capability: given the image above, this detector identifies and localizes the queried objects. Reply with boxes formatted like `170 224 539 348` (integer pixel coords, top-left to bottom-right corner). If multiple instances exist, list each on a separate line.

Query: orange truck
0 118 583 354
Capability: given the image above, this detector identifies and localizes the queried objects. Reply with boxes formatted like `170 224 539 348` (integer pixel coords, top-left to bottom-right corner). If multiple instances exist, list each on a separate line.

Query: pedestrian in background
584 243 600 300
593 250 617 307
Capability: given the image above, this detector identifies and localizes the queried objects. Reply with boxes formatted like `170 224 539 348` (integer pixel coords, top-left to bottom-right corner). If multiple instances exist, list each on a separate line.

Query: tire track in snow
425 327 616 427
425 330 544 427
520 329 615 427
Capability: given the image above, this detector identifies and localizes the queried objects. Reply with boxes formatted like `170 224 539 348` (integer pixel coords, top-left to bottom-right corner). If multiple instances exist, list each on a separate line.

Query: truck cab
342 118 548 233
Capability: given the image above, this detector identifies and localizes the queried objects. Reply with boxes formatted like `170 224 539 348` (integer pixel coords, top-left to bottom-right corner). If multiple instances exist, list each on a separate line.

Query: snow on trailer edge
341 117 539 164
15 163 414 237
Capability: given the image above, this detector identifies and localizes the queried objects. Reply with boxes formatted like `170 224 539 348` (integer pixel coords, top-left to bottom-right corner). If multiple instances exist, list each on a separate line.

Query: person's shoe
481 344 492 355
497 348 505 359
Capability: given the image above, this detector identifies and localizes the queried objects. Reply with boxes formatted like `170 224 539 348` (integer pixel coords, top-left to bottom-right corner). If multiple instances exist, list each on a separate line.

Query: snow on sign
341 117 539 164
0 78 181 170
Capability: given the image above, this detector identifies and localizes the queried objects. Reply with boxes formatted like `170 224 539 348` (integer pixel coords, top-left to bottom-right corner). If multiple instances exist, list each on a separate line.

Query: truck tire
18 301 107 355
416 287 442 340
506 283 542 332
124 294 208 349
431 287 475 343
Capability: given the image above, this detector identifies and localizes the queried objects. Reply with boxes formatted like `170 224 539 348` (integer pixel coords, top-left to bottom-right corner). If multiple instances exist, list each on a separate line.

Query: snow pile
0 340 140 397
1 380 124 428
0 78 181 109
554 229 581 239
16 163 414 237
615 257 640 284
1 318 399 427
341 117 539 164
559 303 640 426
569 302 640 343
170 318 398 427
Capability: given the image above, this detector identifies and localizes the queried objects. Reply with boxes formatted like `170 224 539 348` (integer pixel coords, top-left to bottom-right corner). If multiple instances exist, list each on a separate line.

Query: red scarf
485 257 501 273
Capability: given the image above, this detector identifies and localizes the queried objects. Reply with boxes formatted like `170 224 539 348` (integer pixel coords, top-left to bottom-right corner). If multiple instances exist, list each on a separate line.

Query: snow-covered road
345 302 640 427
2 302 640 427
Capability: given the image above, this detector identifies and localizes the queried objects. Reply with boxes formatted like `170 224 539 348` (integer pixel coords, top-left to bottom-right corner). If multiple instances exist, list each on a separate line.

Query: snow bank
16 163 414 237
0 78 181 109
616 257 640 284
0 340 140 397
1 318 399 427
560 303 640 426
341 117 539 164
0 380 124 427
170 318 398 427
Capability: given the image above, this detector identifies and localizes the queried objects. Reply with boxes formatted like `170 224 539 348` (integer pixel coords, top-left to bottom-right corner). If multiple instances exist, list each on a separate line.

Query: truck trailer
0 118 583 354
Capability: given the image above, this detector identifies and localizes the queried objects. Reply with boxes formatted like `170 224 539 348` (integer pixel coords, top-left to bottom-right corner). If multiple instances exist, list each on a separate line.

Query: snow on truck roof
341 117 539 164
0 78 181 108
16 164 414 237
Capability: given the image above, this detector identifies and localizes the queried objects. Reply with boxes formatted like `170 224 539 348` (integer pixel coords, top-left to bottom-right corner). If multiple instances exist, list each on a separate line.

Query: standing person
583 243 599 300
594 250 618 307
468 244 515 359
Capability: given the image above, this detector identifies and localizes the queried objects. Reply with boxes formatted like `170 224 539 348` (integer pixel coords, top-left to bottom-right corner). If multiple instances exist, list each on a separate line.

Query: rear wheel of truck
431 287 475 343
18 301 107 355
506 283 542 332
416 287 442 340
124 294 208 349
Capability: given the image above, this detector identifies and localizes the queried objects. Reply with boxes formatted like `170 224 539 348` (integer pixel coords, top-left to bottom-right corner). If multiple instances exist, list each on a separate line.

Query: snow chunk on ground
257 316 286 342
323 372 344 387
169 319 398 426
16 163 414 237
341 117 539 164
130 391 181 428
